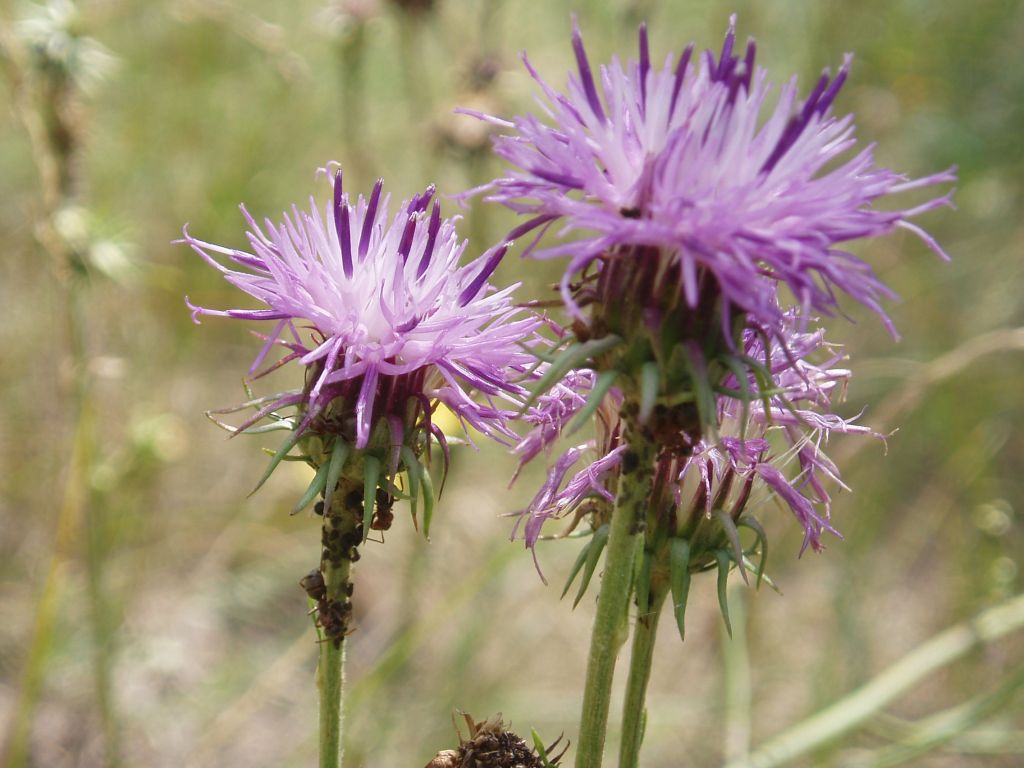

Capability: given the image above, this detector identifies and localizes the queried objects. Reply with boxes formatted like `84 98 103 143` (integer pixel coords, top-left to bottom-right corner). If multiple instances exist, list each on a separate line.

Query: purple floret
513 313 881 555
183 166 541 449
469 15 955 338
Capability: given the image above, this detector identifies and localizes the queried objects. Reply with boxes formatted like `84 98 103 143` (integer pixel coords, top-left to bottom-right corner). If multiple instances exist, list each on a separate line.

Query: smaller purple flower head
513 313 879 564
469 16 955 339
183 166 541 457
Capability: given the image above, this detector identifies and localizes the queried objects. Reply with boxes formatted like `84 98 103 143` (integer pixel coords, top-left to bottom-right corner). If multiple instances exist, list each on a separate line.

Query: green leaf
669 538 692 641
291 459 331 515
715 549 733 638
362 456 381 544
250 427 303 496
573 523 610 608
566 369 619 436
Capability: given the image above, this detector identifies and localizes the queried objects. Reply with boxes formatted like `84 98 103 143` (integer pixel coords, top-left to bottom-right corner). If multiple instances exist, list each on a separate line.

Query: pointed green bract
206 410 297 435
241 420 296 434
713 509 748 585
362 456 381 543
400 446 420 526
250 427 303 496
518 333 573 371
714 549 733 638
324 440 351 502
520 335 622 413
292 460 332 515
419 465 435 539
531 729 558 768
737 352 800 423
562 535 597 600
738 515 768 587
669 537 692 641
573 523 610 608
208 388 303 414
566 369 618 436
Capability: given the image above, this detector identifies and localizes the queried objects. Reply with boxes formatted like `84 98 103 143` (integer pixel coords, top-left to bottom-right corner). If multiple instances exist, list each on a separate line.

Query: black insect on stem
300 569 327 602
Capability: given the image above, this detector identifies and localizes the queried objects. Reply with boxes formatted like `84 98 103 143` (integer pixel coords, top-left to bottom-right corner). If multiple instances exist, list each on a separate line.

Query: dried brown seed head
423 749 460 768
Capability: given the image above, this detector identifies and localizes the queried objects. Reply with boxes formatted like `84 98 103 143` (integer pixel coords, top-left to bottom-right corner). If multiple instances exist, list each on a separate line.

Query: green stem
318 629 347 768
619 585 668 768
318 478 361 768
574 427 656 768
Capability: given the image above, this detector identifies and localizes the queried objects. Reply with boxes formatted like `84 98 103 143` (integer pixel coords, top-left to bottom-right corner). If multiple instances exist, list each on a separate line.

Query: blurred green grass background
1 0 1022 766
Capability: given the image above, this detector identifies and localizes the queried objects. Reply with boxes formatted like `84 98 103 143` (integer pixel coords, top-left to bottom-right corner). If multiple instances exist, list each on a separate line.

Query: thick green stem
317 478 360 768
574 428 656 768
318 630 347 768
619 585 668 768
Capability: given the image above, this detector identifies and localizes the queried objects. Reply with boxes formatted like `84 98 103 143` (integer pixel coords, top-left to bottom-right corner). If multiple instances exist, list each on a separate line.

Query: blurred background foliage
0 0 1022 766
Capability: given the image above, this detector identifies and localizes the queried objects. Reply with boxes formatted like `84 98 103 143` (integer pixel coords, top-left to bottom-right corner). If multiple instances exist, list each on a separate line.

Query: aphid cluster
301 568 355 648
300 483 397 648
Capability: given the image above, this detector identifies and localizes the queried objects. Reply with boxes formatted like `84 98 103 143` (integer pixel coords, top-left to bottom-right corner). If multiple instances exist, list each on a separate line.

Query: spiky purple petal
469 18 954 338
184 169 541 450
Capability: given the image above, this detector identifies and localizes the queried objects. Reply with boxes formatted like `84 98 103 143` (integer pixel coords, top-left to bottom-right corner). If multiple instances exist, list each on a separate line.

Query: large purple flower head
514 314 880 599
183 167 541 467
470 16 954 338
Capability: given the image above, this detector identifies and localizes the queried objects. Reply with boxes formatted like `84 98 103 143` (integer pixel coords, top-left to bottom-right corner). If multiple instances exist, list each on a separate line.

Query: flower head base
184 168 541 463
470 16 955 339
514 314 879 578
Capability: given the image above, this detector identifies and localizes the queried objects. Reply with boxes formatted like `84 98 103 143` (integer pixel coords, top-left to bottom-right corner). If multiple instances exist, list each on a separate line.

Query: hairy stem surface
318 477 361 768
619 586 668 768
574 423 656 768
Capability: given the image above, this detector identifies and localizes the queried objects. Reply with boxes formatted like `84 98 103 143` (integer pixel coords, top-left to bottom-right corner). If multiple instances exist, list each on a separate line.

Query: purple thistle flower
183 167 541 451
513 313 879 556
512 368 597 478
468 16 955 337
